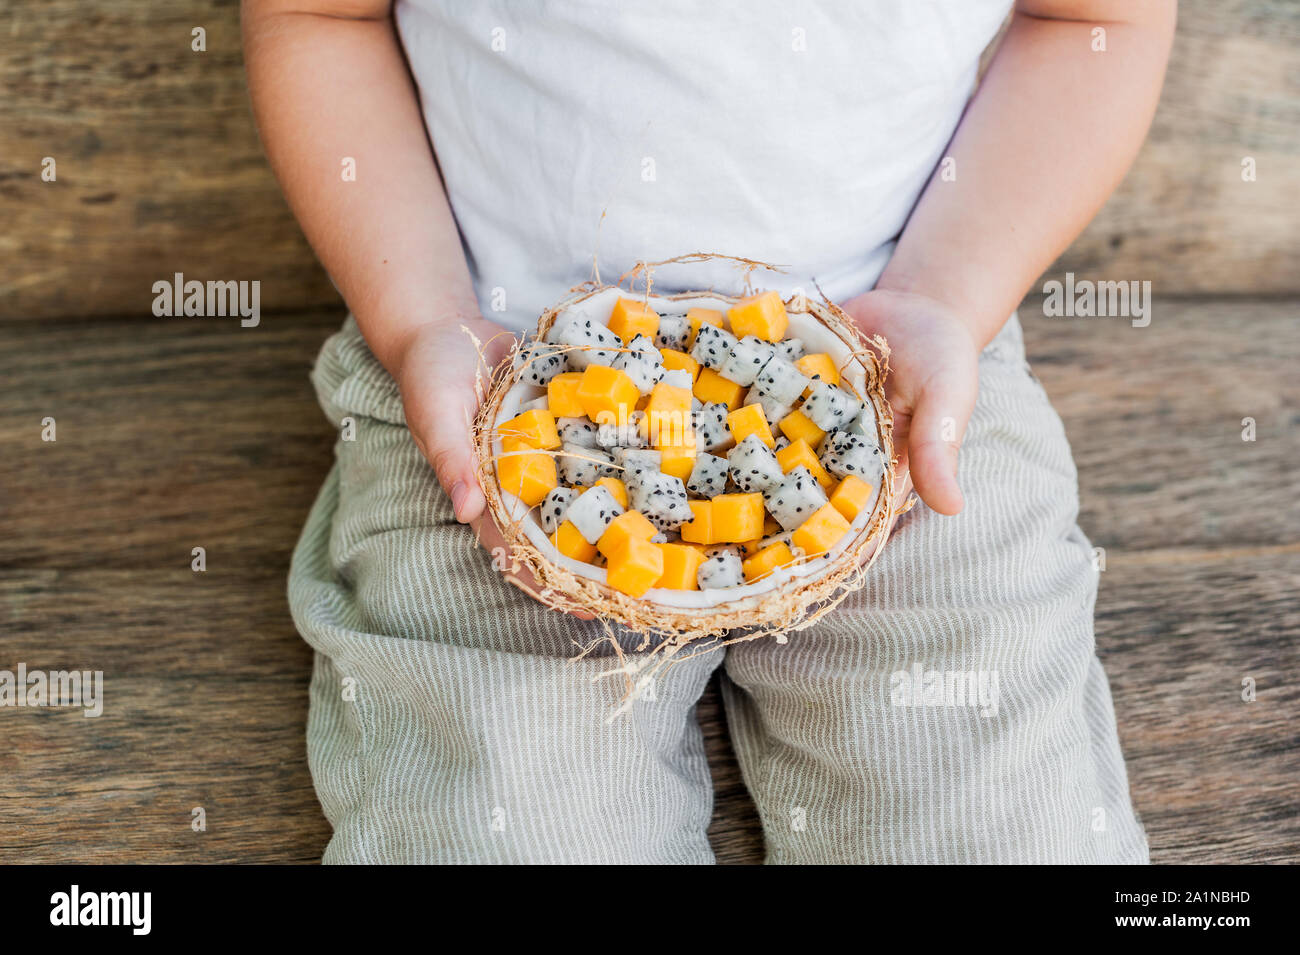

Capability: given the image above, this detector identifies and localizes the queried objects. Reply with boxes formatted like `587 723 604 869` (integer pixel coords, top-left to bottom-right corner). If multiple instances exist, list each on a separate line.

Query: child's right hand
395 317 513 525
396 317 594 618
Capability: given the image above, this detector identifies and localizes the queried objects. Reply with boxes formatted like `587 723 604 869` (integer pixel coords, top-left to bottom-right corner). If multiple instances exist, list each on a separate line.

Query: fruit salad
495 290 886 599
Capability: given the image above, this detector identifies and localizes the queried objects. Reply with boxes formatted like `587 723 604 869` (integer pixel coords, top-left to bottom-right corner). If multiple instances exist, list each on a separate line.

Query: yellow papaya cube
645 380 692 418
597 510 657 559
685 307 725 348
727 403 775 448
742 541 797 583
660 348 700 382
499 408 560 450
595 476 628 509
693 367 745 411
655 542 706 590
727 290 788 342
576 364 639 422
644 381 693 445
829 475 875 523
680 500 714 545
608 298 660 343
547 372 586 419
497 443 557 506
778 408 825 447
659 444 697 481
795 353 840 388
711 493 765 543
551 519 598 563
791 503 852 558
763 515 780 537
738 537 764 558
776 438 834 489
606 536 665 598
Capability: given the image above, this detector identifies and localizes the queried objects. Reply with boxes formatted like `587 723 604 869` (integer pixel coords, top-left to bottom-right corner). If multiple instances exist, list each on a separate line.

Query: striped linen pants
287 314 1148 864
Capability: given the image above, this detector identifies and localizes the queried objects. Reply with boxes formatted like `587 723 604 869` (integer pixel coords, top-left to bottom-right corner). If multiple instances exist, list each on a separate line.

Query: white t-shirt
395 0 1011 332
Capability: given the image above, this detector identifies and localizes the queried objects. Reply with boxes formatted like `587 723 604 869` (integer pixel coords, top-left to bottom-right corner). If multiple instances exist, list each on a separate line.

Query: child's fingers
431 433 484 522
906 378 975 516
421 400 486 523
401 332 492 523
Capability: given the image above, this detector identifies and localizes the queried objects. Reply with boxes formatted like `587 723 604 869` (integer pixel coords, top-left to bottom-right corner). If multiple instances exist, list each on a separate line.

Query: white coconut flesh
493 286 885 612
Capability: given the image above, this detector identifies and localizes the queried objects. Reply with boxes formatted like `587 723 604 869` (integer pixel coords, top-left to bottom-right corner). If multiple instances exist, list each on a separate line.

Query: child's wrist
872 269 1007 350
873 268 966 314
371 304 481 378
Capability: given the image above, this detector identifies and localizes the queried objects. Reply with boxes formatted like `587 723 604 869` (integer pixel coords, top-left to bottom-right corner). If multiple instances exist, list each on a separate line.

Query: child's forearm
242 1 478 374
876 0 1177 346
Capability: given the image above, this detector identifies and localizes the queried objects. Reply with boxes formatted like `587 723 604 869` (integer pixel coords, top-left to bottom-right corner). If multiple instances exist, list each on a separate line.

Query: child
244 0 1174 863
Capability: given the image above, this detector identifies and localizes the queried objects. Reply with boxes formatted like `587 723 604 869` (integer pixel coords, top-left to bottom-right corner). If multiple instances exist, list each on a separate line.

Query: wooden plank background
1 1 1299 321
1 0 1297 864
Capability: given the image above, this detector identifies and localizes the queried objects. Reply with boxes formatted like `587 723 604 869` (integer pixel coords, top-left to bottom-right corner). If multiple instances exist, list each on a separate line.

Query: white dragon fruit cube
552 316 620 370
759 528 797 552
685 452 729 498
514 340 566 386
518 395 550 414
763 465 830 531
727 434 785 493
704 544 743 561
615 447 662 476
776 338 805 362
557 443 615 486
820 430 885 482
754 355 810 407
719 335 777 387
659 368 694 390
539 486 578 534
697 551 744 590
846 407 875 439
565 485 624 544
613 334 665 395
692 402 731 452
690 323 739 371
654 314 691 351
557 417 599 448
596 414 648 450
801 380 864 431
625 469 693 532
617 410 651 449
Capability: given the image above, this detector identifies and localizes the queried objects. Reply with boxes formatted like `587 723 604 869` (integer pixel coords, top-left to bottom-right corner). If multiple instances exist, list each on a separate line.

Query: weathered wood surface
0 1 338 320
2 1 1298 321
0 300 1294 863
1048 0 1300 295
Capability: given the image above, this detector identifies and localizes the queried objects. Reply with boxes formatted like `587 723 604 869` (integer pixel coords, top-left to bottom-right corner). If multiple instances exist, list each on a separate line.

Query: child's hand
395 317 514 524
396 319 594 620
841 289 979 516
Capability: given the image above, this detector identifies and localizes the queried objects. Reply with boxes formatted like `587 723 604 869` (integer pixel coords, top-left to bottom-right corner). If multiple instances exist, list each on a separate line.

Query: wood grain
0 1 338 320
0 570 329 863
2 1 1298 320
0 299 1295 863
1048 0 1300 295
1021 297 1300 551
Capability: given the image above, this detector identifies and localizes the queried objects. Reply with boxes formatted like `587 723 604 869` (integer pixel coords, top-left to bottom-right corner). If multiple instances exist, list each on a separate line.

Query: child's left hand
841 289 980 516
